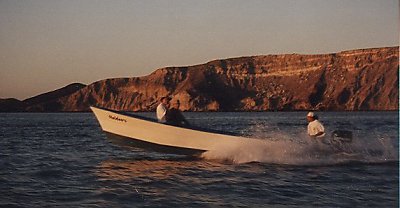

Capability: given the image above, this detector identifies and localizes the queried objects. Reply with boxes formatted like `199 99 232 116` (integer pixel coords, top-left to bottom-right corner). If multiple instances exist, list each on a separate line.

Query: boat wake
200 131 398 165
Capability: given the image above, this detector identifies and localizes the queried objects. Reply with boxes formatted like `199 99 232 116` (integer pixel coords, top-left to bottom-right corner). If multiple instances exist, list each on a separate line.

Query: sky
0 0 398 100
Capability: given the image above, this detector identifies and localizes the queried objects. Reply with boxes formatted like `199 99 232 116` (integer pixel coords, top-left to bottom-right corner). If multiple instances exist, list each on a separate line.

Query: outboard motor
329 130 353 152
331 130 353 143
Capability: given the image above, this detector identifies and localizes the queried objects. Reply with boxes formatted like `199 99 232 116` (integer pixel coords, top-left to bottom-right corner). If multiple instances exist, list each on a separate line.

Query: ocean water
0 111 398 207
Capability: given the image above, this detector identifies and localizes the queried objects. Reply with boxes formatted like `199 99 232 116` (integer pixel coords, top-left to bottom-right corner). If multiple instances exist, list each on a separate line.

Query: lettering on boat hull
108 115 127 123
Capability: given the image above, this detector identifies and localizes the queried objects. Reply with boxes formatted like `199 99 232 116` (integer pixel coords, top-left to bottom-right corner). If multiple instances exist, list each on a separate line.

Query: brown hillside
12 46 399 112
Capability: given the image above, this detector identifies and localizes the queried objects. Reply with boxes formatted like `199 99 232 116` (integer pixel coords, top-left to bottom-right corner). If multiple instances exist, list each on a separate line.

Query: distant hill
0 98 24 112
23 83 86 111
0 83 86 112
1 47 398 112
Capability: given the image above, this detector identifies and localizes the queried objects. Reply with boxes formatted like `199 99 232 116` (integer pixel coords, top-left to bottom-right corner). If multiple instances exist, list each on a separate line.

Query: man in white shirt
306 112 325 138
156 97 170 123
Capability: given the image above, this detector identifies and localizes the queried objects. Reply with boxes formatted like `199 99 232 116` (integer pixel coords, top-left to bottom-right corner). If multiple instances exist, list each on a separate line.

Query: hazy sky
0 0 398 99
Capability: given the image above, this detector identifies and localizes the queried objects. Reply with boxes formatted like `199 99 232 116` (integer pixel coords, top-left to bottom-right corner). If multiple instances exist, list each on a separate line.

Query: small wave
34 168 65 178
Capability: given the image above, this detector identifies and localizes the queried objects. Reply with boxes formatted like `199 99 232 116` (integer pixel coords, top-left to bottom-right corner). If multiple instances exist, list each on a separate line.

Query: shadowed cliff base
1 46 398 112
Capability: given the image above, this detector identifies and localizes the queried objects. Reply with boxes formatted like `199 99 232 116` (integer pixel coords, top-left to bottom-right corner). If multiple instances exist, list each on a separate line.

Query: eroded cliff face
26 47 400 111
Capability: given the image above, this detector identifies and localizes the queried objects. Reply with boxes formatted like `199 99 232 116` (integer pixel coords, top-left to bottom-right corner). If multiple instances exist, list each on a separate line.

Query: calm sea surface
0 111 398 207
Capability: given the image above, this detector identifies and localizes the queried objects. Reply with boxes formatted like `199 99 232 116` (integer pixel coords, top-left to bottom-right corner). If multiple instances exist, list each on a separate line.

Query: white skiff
90 106 265 155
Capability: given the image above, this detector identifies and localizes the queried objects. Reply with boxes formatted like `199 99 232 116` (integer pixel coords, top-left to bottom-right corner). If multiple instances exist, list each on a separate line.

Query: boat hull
90 106 264 155
104 131 206 155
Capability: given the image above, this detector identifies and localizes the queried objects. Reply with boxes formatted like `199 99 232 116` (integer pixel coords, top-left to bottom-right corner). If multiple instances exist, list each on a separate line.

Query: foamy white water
201 127 398 165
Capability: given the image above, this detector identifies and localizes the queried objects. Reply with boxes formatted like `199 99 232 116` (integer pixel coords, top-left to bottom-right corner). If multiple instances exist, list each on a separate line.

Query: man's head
306 112 315 122
161 96 171 105
172 100 180 108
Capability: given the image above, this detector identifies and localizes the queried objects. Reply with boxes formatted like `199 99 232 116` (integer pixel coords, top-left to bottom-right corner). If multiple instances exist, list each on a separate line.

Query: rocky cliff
2 47 398 112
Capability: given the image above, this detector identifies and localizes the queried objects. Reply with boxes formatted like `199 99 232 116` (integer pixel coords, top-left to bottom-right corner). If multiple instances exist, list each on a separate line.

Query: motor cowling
331 130 353 143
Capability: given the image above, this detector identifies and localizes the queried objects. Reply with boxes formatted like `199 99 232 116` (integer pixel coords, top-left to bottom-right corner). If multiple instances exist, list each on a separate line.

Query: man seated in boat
166 100 190 127
306 112 325 139
156 96 171 123
306 112 354 152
